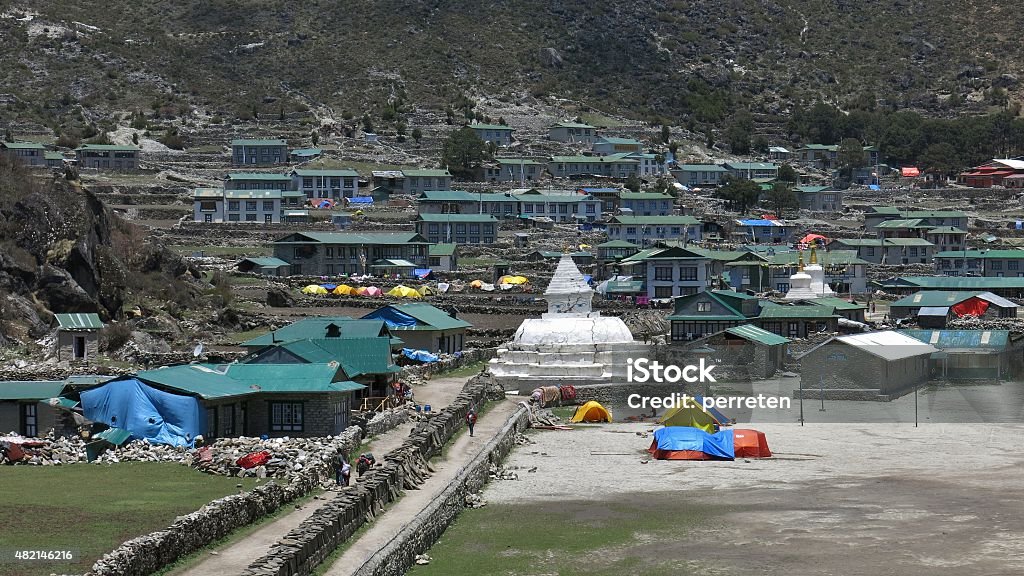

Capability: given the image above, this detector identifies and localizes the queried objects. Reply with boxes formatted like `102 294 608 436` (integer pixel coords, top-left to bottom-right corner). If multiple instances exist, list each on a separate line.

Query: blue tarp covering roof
402 348 439 363
374 308 419 328
80 378 203 447
652 426 734 459
738 219 781 227
348 197 374 204
583 274 593 284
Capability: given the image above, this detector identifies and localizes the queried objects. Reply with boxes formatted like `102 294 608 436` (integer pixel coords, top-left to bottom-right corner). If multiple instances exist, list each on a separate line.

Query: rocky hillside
1 0 1022 134
0 157 199 345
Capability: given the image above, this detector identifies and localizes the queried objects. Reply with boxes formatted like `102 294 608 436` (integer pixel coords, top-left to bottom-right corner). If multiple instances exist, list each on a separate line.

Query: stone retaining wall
354 407 530 576
87 426 365 576
241 374 505 576
402 347 497 379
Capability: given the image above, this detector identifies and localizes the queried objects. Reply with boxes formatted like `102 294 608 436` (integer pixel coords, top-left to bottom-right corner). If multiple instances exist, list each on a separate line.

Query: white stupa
488 254 649 389
784 248 834 300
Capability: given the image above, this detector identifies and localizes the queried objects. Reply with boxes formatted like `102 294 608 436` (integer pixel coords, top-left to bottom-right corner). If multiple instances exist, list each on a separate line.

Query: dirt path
321 398 518 576
173 372 481 576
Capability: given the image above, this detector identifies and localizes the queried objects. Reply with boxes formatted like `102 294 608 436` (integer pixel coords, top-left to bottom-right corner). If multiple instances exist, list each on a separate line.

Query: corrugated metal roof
0 381 65 400
831 331 939 361
917 306 951 316
272 337 398 377
292 168 359 177
363 303 471 331
276 232 429 245
225 172 292 181
54 313 103 330
428 243 457 256
231 139 287 146
758 304 838 319
242 318 393 347
135 363 363 399
892 277 1024 289
724 325 790 346
892 291 980 308
239 257 289 268
416 213 497 222
899 329 1011 350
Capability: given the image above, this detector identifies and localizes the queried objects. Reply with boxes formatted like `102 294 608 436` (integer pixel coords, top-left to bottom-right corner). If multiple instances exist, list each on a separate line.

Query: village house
756 302 840 338
754 250 869 294
733 218 798 244
0 380 69 438
236 257 291 276
468 123 514 146
194 189 282 223
548 153 640 179
55 313 103 362
224 172 294 190
795 185 844 211
829 237 935 265
798 331 936 400
900 329 1023 380
632 153 667 177
579 187 622 213
724 161 779 180
428 243 458 272
1 141 47 166
371 170 406 194
874 276 1024 299
671 164 729 188
592 136 643 155
362 303 471 355
864 207 967 231
416 190 480 214
957 158 1024 188
796 144 879 170
478 191 522 219
291 168 359 200
548 121 597 145
676 324 790 379
933 249 1024 277
595 239 639 279
888 291 1018 328
231 138 287 165
618 191 674 216
289 147 322 162
618 246 711 299
667 289 761 341
402 169 453 194
480 158 544 183
606 215 702 245
241 317 398 351
415 213 497 244
272 231 430 276
516 189 601 222
768 146 792 161
44 151 64 168
75 144 140 170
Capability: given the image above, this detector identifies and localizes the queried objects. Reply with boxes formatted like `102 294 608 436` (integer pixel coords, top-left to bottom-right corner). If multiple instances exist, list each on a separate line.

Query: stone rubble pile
465 492 487 509
947 316 1024 331
489 463 519 481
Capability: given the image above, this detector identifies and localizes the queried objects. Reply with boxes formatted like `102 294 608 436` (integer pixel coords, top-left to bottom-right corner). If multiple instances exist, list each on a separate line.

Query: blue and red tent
648 427 771 460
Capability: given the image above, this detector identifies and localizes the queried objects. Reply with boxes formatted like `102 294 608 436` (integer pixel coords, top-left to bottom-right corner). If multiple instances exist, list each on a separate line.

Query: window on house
1009 261 1019 271
586 204 596 213
245 214 257 222
680 267 698 281
270 401 304 432
654 286 673 298
524 204 533 213
228 213 240 222
626 227 637 236
246 201 257 211
325 247 334 259
992 261 1003 270
21 403 37 437
654 267 673 281
228 201 240 211
697 302 712 312
206 407 219 440
263 201 274 211
429 257 441 266
265 214 273 223
223 405 235 437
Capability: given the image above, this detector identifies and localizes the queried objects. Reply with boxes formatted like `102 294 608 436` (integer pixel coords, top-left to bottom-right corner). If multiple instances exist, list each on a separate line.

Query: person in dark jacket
466 409 477 437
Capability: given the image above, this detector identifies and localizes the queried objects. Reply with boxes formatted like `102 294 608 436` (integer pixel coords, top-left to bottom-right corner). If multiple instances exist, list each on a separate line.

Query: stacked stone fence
240 374 506 576
87 426 365 576
401 347 497 379
354 406 530 576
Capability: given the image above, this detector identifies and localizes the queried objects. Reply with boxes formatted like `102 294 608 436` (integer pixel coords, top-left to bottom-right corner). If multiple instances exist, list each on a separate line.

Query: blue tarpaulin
366 307 418 328
321 283 338 291
402 348 439 363
652 426 734 459
583 274 593 285
869 184 881 190
80 378 203 447
348 197 374 204
738 219 778 227
414 269 433 279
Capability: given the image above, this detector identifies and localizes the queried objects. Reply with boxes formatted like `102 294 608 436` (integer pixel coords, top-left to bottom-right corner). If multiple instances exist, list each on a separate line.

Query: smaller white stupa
488 254 649 389
784 248 834 300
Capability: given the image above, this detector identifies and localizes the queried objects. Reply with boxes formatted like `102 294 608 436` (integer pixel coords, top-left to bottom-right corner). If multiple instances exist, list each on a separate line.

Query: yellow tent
469 280 483 289
498 275 529 285
332 284 355 295
417 285 435 296
387 285 422 298
579 244 591 250
302 284 328 295
569 401 613 423
659 397 721 433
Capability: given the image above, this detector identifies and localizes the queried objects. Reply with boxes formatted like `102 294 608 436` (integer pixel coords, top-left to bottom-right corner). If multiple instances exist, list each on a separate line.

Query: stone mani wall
402 347 497 379
241 374 506 576
354 407 530 576
88 425 365 576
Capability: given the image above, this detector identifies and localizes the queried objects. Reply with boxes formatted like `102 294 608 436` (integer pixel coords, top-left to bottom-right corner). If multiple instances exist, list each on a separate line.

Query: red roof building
958 159 1024 188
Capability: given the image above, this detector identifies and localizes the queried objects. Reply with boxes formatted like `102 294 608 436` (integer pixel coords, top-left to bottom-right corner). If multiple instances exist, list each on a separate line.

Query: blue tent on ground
80 378 204 447
647 426 734 460
401 348 439 363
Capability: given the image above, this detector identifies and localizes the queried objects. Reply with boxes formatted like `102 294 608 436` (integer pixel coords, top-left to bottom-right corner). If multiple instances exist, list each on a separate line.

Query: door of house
240 401 248 436
788 322 800 337
73 336 86 359
21 403 37 437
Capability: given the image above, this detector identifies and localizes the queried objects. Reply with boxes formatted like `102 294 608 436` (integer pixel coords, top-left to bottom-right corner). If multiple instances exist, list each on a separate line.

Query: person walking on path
334 449 351 487
466 409 477 437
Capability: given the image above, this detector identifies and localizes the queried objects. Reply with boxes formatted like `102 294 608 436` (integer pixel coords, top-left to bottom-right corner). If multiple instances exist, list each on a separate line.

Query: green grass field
0 462 261 575
409 497 726 576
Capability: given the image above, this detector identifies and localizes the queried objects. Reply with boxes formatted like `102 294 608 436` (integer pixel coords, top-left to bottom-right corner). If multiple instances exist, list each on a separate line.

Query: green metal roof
934 250 1024 259
270 337 398 377
596 137 642 145
193 188 222 198
875 218 927 229
769 251 868 266
0 381 66 400
724 324 791 346
275 232 429 245
417 190 479 202
901 210 967 218
550 155 639 164
884 276 1024 290
597 240 639 249
799 144 839 151
363 303 471 331
758 304 838 319
135 364 362 400
870 207 902 215
292 168 359 177
899 329 1011 350
802 296 867 311
619 192 674 201
724 162 778 170
608 215 700 225
882 238 934 246
231 139 287 146
75 144 140 151
225 172 292 181
795 185 830 193
428 243 457 256
468 123 514 131
290 148 323 156
224 189 282 199
2 141 46 150
927 226 967 234
668 291 747 321
55 313 103 330
239 257 289 268
44 151 64 160
677 164 729 172
712 289 759 301
402 169 451 177
891 291 981 308
242 318 392 347
496 158 543 165
370 258 417 268
416 213 497 222
605 280 644 293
